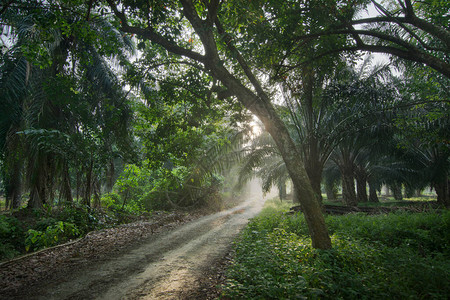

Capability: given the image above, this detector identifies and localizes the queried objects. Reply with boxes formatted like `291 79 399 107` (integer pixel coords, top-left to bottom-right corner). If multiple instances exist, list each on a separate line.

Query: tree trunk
341 170 357 206
206 58 331 249
209 68 331 248
28 187 43 209
391 184 403 201
305 162 323 204
5 162 22 209
237 95 331 249
434 178 450 208
28 155 51 209
76 170 81 202
253 107 330 248
92 178 101 208
292 184 300 204
355 169 368 203
4 127 23 209
84 159 93 207
368 180 379 203
324 180 337 202
278 177 286 200
302 67 323 204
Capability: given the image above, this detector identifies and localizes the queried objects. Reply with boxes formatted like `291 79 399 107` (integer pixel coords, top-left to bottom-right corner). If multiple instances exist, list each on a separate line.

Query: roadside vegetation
222 198 450 299
0 175 244 261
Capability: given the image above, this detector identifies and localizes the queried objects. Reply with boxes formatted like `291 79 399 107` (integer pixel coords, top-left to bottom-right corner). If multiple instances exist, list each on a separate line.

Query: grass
222 198 450 299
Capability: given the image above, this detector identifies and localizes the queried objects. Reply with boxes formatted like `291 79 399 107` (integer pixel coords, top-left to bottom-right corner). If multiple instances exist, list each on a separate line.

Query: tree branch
214 18 270 103
278 43 450 78
106 0 205 63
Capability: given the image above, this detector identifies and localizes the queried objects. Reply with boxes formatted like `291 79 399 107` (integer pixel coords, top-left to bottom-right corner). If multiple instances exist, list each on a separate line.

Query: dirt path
17 197 263 299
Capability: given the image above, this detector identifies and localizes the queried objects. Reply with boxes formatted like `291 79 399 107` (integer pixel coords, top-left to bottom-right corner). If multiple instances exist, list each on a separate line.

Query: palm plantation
0 0 449 298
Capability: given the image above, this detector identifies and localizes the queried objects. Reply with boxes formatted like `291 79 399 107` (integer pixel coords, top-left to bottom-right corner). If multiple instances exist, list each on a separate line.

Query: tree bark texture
305 162 323 204
4 127 23 209
5 161 22 209
434 178 450 208
391 184 403 201
355 169 368 203
324 181 337 202
341 170 357 206
368 181 379 203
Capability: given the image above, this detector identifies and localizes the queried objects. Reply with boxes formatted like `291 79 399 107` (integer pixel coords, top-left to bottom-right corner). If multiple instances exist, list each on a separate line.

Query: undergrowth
0 203 150 261
222 198 450 299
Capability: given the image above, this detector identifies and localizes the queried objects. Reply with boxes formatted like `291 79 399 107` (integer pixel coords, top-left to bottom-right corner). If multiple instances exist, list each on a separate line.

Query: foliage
25 221 80 252
0 203 119 260
0 0 136 209
222 199 450 299
0 215 24 259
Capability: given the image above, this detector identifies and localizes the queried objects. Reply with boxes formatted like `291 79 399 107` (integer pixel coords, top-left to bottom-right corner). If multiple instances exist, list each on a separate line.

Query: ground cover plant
222 198 450 299
0 203 145 261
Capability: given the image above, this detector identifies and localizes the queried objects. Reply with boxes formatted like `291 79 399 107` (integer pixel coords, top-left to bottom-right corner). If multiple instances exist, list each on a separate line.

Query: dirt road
24 196 263 299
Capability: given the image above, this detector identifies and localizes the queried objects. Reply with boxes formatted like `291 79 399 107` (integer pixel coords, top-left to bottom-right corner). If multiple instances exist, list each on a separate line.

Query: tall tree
105 0 331 249
0 0 135 208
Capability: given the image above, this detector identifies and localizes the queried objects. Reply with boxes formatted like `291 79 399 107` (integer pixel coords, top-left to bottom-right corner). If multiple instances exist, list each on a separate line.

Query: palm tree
0 1 135 209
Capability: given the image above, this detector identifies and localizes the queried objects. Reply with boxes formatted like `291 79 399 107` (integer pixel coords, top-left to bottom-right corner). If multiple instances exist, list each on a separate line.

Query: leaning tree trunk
208 64 331 249
225 85 331 249
202 56 331 248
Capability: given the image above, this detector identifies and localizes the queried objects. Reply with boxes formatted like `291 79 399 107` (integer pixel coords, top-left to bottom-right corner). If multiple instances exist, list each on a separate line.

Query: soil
0 197 264 300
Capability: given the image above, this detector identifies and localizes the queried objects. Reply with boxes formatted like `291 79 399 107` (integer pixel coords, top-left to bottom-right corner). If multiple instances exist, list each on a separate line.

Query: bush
0 215 25 260
222 201 450 299
57 204 103 234
25 221 80 252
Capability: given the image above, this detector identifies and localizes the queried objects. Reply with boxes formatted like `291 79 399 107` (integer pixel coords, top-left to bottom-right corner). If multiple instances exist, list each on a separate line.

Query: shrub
0 215 25 260
25 221 80 252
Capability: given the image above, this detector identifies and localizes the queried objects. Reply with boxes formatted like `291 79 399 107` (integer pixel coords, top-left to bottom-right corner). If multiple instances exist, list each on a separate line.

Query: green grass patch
222 198 450 299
